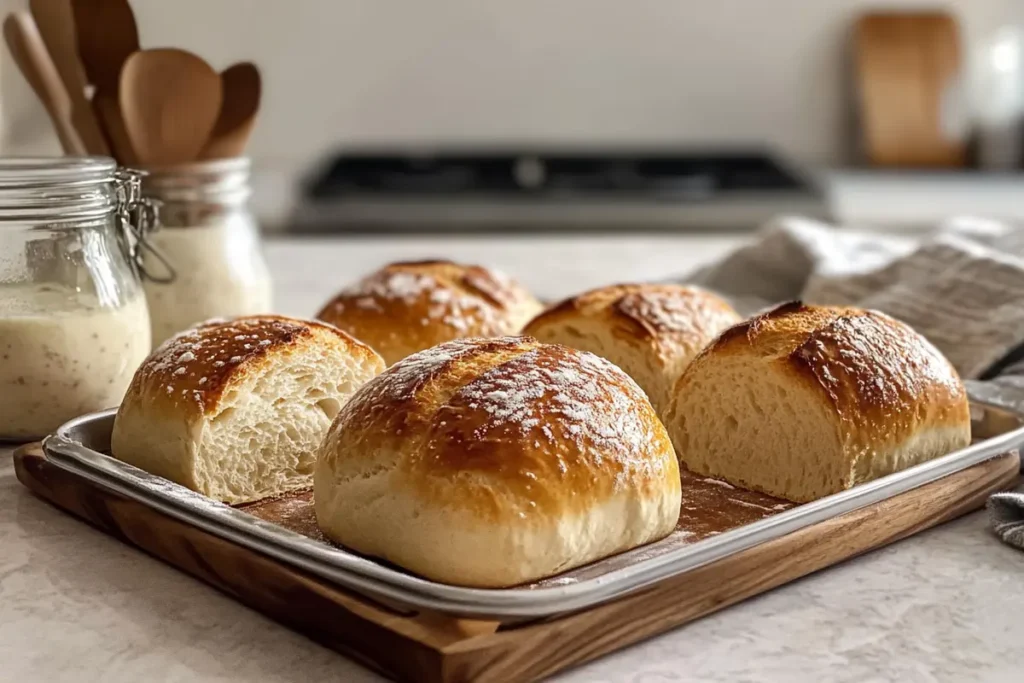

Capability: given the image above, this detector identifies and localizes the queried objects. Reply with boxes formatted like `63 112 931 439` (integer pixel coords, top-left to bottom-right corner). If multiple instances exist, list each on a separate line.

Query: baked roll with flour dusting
664 302 972 503
523 284 740 415
314 336 681 587
112 315 384 504
316 260 542 365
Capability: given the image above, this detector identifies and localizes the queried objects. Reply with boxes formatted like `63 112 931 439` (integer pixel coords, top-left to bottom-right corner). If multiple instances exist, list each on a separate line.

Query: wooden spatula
120 48 224 165
199 62 261 160
29 0 108 155
3 12 84 154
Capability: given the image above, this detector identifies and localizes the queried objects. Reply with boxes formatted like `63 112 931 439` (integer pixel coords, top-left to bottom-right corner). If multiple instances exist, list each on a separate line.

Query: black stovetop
304 149 820 201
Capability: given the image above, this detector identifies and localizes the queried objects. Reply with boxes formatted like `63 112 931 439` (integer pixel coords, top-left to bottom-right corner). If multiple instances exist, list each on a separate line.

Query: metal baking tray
42 399 1024 621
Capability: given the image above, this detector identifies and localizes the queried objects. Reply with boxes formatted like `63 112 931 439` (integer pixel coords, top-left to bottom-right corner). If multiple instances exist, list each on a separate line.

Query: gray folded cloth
674 215 1024 549
988 493 1024 548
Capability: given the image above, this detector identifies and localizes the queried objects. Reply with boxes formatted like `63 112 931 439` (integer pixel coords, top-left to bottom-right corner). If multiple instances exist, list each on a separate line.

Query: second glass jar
141 158 274 346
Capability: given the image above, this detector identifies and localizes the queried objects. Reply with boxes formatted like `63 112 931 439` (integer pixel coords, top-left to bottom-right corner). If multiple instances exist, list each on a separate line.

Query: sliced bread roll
664 302 971 503
314 336 681 587
523 284 740 414
112 315 385 504
316 260 542 365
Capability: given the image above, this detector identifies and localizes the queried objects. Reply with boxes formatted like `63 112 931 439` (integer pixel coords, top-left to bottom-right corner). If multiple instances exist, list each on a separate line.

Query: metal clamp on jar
0 157 156 441
139 158 274 346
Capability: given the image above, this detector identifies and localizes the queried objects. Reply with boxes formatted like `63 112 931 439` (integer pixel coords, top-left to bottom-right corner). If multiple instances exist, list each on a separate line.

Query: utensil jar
0 157 153 440
140 157 273 346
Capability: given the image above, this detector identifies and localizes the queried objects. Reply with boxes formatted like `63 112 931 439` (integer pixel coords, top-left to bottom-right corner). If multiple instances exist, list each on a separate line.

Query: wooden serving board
14 444 1020 683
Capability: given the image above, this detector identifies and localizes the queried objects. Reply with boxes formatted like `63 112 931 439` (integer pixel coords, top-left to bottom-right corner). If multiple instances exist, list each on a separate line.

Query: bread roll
664 302 971 503
316 260 542 365
523 284 740 414
112 315 385 504
314 336 681 587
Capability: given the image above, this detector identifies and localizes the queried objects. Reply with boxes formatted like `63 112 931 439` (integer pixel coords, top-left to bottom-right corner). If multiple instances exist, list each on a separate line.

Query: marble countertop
4 235 1024 683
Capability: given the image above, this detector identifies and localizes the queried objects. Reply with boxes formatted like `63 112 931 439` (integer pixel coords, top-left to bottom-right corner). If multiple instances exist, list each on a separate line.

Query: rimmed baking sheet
42 400 1024 620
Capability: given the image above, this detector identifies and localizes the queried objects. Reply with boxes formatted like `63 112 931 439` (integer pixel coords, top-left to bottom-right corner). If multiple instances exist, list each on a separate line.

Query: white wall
0 0 1017 178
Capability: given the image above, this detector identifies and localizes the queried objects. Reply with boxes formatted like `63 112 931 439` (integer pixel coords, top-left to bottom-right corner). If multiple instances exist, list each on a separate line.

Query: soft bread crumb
664 302 972 503
112 315 385 504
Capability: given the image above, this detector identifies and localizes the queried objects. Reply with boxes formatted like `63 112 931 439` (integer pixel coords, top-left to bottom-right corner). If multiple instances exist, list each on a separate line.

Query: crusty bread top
320 336 676 521
524 284 739 364
123 315 382 417
315 260 542 363
686 301 969 433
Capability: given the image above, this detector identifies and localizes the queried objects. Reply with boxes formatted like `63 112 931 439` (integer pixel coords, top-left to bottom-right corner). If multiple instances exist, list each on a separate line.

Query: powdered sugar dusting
340 337 499 422
138 316 316 410
429 288 452 304
730 498 775 512
452 345 662 480
335 338 668 503
351 271 435 304
355 297 382 311
327 266 506 334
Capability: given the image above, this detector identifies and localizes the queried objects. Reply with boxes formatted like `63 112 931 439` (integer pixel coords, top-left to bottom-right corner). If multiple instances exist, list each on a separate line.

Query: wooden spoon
199 62 261 160
70 0 138 93
92 93 137 164
3 12 84 154
29 0 109 155
120 48 224 165
70 0 139 163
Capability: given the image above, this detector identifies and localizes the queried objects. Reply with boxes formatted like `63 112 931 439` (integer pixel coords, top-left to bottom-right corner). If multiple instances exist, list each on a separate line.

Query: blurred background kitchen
2 0 1024 235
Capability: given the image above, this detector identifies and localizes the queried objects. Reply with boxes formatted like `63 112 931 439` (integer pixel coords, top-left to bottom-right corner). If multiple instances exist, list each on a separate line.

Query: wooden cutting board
854 11 966 167
12 444 1020 682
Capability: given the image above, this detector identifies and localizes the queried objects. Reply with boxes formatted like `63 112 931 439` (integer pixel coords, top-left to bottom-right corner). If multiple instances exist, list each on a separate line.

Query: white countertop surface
825 170 1024 231
3 234 1024 683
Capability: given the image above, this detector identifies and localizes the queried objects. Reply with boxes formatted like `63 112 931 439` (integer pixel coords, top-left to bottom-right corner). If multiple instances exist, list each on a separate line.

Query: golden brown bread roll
664 302 972 503
314 336 681 587
523 284 740 414
316 260 542 365
112 315 385 503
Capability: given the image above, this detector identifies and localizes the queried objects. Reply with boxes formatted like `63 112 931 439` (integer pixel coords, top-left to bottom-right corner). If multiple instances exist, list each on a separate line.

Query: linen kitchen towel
989 493 1024 548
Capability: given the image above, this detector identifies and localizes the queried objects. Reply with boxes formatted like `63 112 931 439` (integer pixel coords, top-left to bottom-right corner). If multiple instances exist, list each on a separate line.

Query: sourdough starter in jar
144 220 272 344
0 157 155 441
141 159 273 346
0 284 150 440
